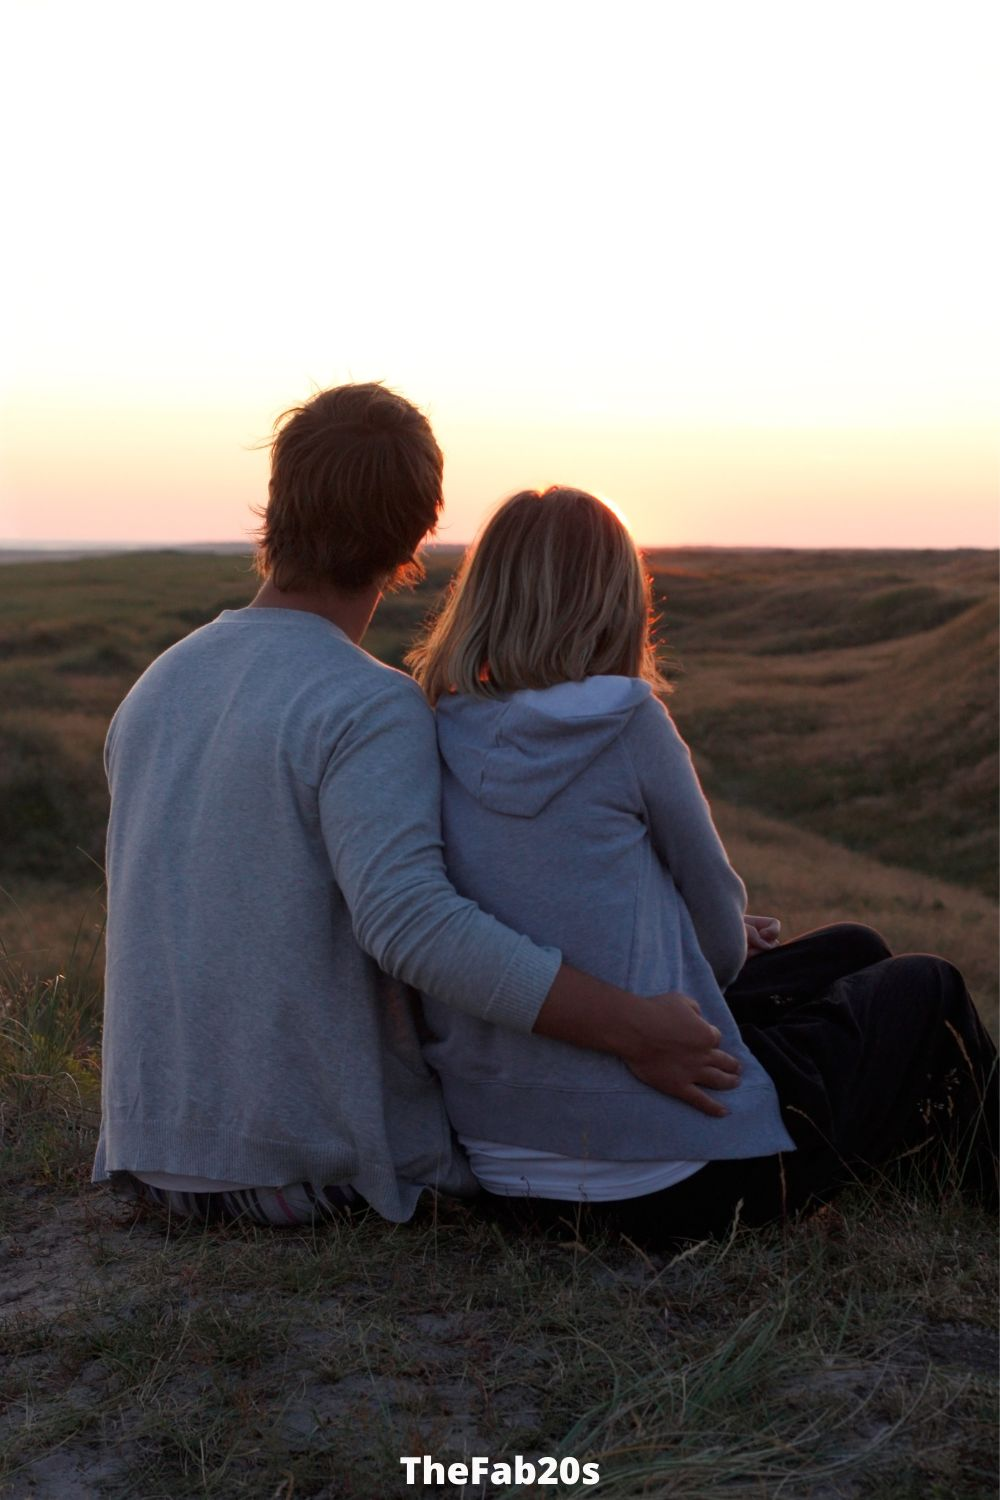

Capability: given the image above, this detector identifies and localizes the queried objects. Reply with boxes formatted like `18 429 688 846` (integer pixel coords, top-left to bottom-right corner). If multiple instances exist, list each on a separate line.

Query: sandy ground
3 1181 998 1499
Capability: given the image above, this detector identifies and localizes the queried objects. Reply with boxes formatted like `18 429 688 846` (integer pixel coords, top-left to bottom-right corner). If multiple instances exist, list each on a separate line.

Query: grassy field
649 548 997 899
1 546 997 1497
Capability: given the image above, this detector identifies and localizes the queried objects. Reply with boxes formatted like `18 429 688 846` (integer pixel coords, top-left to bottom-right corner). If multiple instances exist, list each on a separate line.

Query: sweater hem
439 1078 797 1161
92 1121 478 1224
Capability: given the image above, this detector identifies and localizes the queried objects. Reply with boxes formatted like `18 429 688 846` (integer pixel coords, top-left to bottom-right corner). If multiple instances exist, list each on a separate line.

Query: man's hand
532 968 742 1120
622 993 741 1118
745 913 781 953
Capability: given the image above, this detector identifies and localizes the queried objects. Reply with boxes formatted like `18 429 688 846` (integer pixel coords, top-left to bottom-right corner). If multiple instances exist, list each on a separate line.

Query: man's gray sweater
93 607 561 1221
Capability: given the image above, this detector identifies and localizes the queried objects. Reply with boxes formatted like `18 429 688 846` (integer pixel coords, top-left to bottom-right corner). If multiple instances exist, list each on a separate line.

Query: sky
2 0 997 549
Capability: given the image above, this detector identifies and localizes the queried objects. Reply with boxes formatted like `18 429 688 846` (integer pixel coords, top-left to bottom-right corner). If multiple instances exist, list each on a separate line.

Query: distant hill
0 543 257 564
0 547 996 902
650 549 998 897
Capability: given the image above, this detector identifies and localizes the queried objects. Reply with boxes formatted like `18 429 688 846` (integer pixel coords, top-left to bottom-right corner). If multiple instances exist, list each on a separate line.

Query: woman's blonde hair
408 486 668 705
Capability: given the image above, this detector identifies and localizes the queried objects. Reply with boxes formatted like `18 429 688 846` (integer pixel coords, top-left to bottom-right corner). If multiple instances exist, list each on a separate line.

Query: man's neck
250 578 382 645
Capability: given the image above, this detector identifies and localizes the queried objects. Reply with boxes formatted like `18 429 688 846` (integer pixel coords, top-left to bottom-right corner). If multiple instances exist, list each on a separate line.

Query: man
94 383 739 1227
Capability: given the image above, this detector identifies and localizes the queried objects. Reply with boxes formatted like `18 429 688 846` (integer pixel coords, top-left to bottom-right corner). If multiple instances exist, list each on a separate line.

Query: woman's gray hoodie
422 676 795 1162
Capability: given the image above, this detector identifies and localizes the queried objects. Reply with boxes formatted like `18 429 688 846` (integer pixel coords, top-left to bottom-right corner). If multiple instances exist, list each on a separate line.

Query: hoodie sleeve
318 676 562 1030
622 696 747 987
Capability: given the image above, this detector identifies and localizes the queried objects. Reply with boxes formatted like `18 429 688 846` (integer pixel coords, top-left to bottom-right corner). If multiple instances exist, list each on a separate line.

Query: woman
408 487 997 1245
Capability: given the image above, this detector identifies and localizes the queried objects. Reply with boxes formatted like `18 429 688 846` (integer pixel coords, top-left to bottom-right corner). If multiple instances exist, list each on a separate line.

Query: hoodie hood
435 676 652 817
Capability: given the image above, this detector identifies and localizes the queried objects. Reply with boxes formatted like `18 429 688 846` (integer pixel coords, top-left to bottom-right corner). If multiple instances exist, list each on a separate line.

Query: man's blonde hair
408 486 668 705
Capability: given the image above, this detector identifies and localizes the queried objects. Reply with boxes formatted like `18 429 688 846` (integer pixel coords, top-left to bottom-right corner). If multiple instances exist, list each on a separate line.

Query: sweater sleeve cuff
484 939 562 1033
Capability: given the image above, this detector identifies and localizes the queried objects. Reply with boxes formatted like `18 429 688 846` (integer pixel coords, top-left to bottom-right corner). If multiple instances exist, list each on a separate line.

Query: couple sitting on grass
94 383 997 1243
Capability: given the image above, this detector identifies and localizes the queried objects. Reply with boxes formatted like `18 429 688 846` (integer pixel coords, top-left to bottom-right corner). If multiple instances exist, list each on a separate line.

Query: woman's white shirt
459 1138 706 1201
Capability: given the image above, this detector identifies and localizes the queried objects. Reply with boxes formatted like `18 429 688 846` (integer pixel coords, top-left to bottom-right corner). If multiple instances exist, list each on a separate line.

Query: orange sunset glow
2 1 997 549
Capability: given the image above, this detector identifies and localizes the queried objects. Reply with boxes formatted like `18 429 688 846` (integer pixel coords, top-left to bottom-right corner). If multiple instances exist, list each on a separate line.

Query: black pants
493 925 998 1249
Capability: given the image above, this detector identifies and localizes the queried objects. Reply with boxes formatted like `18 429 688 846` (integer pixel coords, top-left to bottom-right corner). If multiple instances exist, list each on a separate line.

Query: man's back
97 606 557 1219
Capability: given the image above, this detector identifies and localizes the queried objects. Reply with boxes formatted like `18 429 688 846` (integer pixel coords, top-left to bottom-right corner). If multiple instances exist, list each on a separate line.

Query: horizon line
1 539 998 557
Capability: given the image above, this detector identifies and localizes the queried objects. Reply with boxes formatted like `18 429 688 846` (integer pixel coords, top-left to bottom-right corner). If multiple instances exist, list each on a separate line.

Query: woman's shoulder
618 688 694 761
